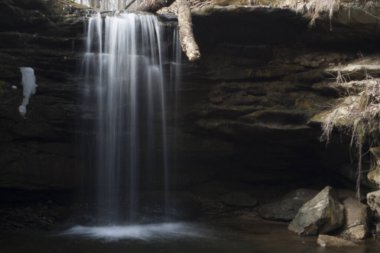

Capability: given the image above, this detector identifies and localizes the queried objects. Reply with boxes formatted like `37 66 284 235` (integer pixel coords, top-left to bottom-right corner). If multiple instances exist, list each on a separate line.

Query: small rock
367 190 380 220
288 186 344 236
258 188 317 221
317 234 358 248
220 192 258 207
340 197 369 240
370 147 380 160
375 223 380 235
368 168 380 187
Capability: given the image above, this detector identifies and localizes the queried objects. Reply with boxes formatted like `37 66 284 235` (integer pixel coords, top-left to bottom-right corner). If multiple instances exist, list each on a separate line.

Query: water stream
3 219 380 253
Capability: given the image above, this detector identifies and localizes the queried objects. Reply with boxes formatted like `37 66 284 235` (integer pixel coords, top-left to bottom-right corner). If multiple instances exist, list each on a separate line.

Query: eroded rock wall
176 4 380 188
0 0 87 190
1 0 380 192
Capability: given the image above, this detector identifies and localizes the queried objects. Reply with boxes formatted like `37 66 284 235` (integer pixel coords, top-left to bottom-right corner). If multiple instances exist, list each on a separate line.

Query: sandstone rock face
368 148 380 188
375 223 380 235
258 188 317 221
1 0 380 192
317 234 358 248
368 168 380 188
288 186 344 236
0 0 86 190
187 1 380 189
340 197 369 240
367 190 380 220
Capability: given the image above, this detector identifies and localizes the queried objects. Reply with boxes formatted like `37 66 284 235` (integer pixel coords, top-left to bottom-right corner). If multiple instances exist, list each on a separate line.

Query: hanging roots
280 0 340 28
321 75 380 199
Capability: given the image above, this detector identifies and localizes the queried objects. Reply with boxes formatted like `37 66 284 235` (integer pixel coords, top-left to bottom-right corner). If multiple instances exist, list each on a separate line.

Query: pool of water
1 216 379 253
63 223 209 241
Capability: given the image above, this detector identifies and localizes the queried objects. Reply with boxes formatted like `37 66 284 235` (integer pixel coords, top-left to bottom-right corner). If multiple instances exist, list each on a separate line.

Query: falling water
74 0 127 10
83 12 180 223
74 0 91 7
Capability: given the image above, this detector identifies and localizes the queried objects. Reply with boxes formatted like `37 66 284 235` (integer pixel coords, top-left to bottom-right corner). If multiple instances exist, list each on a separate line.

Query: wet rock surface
288 186 344 236
173 2 380 193
182 3 380 187
0 0 86 190
220 191 258 207
367 190 380 221
258 188 317 221
1 0 380 225
317 234 358 248
2 2 380 240
340 197 369 240
368 167 380 188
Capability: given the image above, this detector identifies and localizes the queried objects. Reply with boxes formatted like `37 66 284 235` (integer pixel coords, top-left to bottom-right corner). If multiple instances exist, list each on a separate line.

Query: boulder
258 188 317 221
375 223 380 235
340 197 369 240
368 168 380 188
317 234 358 248
367 190 380 220
288 186 344 236
368 148 380 187
220 191 258 207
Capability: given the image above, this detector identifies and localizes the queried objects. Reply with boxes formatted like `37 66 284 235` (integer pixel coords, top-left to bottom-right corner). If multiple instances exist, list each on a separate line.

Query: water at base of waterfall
4 218 379 253
64 223 207 241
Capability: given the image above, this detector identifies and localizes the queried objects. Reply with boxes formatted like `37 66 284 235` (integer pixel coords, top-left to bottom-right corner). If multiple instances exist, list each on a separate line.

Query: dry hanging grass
280 0 340 27
320 75 380 199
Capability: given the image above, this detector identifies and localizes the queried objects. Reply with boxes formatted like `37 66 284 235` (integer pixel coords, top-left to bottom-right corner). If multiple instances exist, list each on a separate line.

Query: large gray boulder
340 197 369 240
258 188 317 221
288 186 344 236
367 190 380 220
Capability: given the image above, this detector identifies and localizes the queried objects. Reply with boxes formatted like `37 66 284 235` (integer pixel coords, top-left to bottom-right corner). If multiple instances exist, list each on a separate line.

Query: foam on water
64 223 207 241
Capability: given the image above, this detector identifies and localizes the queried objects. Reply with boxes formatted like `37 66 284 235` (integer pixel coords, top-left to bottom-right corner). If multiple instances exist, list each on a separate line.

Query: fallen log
177 0 200 62
127 0 176 12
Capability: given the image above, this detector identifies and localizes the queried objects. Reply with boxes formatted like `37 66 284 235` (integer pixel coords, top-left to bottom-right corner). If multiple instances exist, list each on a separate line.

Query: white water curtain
74 0 128 10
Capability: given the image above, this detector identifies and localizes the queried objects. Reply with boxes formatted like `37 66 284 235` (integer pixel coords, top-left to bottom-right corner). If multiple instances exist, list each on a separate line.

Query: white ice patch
19 67 37 117
63 223 208 241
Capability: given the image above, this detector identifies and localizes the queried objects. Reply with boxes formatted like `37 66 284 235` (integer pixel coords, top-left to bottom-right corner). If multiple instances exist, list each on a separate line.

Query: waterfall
83 13 180 223
74 0 128 10
74 0 91 7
